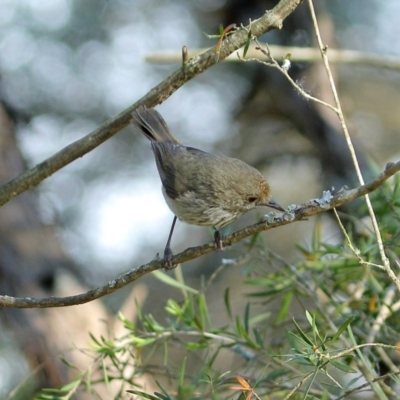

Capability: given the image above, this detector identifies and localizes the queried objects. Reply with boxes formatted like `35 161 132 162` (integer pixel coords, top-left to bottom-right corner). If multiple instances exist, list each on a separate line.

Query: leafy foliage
33 177 400 399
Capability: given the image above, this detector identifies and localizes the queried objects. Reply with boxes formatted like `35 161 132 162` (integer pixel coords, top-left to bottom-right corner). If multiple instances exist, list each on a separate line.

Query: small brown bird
131 106 284 268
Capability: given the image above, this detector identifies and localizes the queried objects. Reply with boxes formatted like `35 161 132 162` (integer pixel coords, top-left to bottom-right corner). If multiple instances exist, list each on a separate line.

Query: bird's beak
263 199 285 212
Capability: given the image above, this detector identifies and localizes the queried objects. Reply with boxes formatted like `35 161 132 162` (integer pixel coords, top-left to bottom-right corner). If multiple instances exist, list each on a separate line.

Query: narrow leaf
179 357 187 387
126 391 161 400
275 291 293 324
244 303 250 334
224 288 232 320
242 29 252 58
292 318 314 346
152 270 198 294
329 358 357 373
330 316 354 343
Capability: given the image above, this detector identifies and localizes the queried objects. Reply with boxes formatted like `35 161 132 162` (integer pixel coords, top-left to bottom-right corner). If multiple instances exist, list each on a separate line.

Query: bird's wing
151 142 211 200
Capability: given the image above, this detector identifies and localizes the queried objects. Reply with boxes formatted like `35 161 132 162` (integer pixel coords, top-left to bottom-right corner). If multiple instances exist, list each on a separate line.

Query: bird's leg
163 216 177 270
214 228 225 251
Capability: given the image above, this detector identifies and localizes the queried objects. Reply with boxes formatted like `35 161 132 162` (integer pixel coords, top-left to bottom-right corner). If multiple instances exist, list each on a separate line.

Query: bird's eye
248 196 257 203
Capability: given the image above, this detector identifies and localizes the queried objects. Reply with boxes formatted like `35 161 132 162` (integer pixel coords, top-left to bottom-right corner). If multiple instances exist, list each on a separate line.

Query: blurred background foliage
0 0 399 398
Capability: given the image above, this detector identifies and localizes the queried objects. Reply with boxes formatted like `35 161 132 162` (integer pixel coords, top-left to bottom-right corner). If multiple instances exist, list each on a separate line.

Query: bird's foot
214 229 225 251
162 246 176 270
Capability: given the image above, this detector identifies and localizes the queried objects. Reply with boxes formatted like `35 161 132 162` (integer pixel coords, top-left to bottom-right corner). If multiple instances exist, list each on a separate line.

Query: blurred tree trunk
0 104 71 392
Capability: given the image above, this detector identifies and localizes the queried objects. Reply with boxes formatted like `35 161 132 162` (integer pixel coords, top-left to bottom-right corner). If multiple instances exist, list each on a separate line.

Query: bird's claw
214 230 225 251
162 247 176 270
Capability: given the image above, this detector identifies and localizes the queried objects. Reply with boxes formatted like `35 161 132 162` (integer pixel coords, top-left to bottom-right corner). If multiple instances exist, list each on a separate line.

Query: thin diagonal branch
307 0 396 294
0 160 398 309
0 0 302 208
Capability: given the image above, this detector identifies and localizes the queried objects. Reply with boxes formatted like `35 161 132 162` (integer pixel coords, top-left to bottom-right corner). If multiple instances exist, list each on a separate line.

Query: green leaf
203 32 220 39
249 312 271 326
292 318 314 346
155 380 173 399
305 310 313 327
118 311 136 331
143 314 165 333
287 332 309 352
244 303 250 334
126 390 166 400
308 312 325 347
275 291 293 324
165 299 184 317
89 332 102 346
389 372 400 384
330 316 354 343
304 360 322 398
179 357 187 387
242 29 252 58
248 230 260 249
296 243 312 257
185 342 208 350
102 358 109 389
197 293 210 330
152 270 198 294
265 368 289 381
253 327 264 349
321 243 343 254
129 337 156 348
235 316 246 338
329 358 357 373
393 175 400 198
235 316 258 348
59 357 76 369
224 288 232 320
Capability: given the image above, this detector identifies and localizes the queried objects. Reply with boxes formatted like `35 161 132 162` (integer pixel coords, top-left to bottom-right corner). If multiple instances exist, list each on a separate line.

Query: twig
0 0 302 208
0 161 399 308
242 38 338 112
335 372 400 400
366 285 398 344
284 342 400 399
249 7 400 385
333 208 384 269
307 0 400 294
145 44 400 71
248 33 400 293
376 346 400 375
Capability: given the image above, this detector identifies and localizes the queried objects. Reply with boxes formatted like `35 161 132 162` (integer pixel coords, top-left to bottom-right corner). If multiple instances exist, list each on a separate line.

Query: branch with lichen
0 160 398 309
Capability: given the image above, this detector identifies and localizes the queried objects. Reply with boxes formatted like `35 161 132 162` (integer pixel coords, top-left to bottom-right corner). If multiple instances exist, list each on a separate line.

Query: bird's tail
131 106 180 144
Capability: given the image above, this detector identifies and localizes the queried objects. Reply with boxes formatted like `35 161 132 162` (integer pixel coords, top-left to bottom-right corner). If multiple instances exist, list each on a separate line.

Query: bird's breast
161 187 242 228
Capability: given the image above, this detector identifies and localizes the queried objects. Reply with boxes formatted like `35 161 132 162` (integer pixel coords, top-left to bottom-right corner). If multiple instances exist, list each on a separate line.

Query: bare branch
0 160 399 309
242 38 338 112
307 0 398 298
146 44 400 72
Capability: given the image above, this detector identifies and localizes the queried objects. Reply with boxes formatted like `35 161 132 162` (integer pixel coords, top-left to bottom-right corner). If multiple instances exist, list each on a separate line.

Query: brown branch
146 44 400 72
0 0 302 207
0 160 399 309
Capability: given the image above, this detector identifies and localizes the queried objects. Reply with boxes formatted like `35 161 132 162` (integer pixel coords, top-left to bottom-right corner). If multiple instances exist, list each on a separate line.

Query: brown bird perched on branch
131 106 284 268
